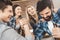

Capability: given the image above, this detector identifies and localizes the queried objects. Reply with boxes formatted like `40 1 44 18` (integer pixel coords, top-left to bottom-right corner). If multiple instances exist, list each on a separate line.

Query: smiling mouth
8 16 12 19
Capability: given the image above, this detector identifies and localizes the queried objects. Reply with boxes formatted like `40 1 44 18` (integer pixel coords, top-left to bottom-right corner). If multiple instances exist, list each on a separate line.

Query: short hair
0 0 12 11
37 0 54 13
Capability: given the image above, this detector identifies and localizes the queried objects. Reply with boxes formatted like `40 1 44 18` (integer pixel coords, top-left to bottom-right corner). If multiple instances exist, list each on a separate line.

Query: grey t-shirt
0 22 33 40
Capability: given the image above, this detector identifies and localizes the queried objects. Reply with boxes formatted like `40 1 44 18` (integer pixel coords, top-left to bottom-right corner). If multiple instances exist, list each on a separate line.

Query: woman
25 5 39 40
26 5 39 30
8 4 23 34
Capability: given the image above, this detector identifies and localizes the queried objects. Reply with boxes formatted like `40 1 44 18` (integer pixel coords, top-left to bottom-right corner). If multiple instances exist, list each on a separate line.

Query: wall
52 0 60 8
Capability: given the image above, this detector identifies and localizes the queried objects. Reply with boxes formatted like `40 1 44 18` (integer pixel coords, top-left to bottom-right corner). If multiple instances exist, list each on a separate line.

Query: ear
0 10 2 14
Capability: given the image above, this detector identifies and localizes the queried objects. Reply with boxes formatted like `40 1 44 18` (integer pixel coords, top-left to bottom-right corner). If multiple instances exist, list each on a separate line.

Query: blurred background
11 0 60 8
10 0 60 17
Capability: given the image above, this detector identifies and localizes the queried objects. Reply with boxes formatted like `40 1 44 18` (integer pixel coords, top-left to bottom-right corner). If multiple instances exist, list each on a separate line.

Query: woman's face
15 6 22 16
27 6 36 16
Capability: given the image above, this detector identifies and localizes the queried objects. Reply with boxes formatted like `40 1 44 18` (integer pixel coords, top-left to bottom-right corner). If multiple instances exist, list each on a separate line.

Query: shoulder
35 18 46 28
56 8 60 14
54 8 60 14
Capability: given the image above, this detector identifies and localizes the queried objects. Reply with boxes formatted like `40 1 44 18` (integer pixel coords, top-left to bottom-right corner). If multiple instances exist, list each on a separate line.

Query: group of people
0 0 60 40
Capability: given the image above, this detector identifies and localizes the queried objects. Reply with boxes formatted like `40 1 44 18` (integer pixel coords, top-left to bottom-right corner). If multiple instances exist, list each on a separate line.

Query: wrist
23 24 29 30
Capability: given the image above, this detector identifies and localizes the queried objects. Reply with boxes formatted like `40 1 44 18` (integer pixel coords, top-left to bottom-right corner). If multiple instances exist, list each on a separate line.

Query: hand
16 18 20 25
19 18 28 26
52 27 60 38
19 18 29 30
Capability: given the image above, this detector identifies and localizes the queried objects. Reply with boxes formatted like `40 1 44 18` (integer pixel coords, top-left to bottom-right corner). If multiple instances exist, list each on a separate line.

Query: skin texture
15 6 22 19
27 6 38 23
39 7 52 21
0 5 13 22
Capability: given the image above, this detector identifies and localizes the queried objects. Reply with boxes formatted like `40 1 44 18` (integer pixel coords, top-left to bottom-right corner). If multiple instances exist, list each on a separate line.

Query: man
0 0 33 40
34 0 60 40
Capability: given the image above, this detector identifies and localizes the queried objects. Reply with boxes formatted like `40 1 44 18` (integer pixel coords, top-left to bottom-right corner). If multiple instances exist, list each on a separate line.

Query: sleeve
25 34 33 40
0 24 33 40
57 8 60 17
8 16 16 29
33 22 44 40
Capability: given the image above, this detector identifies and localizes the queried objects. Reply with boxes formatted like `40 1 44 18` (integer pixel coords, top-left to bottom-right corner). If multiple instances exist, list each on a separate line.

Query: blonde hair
25 5 38 23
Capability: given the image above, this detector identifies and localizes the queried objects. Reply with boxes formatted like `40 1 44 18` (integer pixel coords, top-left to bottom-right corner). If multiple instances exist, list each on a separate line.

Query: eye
31 8 33 10
9 10 12 13
17 8 21 10
40 14 43 16
45 12 49 14
28 9 31 12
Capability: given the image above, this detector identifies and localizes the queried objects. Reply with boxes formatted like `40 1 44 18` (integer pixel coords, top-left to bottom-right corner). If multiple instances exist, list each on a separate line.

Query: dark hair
37 0 54 14
13 5 20 16
0 0 12 11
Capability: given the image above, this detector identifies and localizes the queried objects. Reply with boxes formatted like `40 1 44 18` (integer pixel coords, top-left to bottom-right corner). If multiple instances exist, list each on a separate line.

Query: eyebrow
45 11 50 14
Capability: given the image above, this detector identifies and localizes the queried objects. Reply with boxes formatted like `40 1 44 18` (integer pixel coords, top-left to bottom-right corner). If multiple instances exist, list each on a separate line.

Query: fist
52 27 60 38
19 18 29 26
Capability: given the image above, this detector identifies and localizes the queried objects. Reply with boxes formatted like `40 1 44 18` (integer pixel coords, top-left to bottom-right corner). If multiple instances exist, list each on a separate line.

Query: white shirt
48 21 54 33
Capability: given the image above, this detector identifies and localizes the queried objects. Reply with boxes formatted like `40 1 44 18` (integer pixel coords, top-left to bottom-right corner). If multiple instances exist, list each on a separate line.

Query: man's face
2 5 13 22
39 7 52 21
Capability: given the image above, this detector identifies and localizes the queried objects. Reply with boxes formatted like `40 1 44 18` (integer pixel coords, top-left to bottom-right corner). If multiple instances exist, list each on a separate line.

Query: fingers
53 34 60 38
52 27 60 38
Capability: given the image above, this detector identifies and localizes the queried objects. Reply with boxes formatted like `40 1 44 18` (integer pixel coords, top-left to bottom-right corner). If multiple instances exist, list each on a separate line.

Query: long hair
13 5 20 16
26 5 38 23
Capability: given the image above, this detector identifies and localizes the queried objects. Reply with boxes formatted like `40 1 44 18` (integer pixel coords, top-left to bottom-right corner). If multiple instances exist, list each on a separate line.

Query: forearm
23 24 34 40
0 25 27 40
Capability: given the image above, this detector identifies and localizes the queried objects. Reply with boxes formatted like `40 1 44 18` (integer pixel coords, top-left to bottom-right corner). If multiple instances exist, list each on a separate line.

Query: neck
0 18 8 23
32 15 35 18
0 18 3 22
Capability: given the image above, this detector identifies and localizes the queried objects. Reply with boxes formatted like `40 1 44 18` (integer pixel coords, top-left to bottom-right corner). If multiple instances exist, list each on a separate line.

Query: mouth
17 12 21 15
8 16 12 19
44 17 52 21
30 12 35 15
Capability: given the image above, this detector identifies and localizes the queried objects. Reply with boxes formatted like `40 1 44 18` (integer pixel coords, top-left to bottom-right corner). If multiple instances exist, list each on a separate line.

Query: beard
43 15 52 21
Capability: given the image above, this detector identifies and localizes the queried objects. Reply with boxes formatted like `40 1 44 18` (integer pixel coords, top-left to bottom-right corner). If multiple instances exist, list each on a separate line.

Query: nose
19 10 22 13
44 14 47 18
